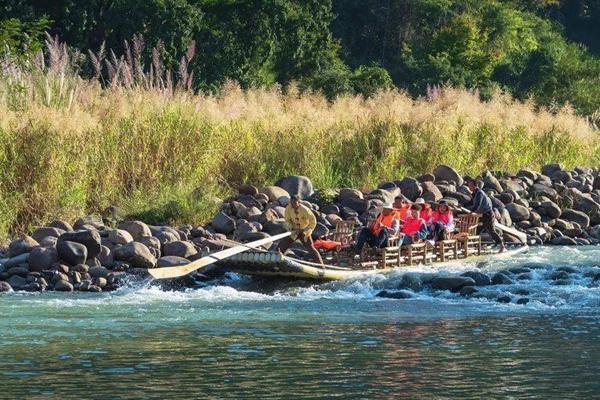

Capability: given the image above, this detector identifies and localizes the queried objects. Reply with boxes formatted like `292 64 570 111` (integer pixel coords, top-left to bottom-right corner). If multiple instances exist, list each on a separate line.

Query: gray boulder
460 271 491 286
561 209 590 228
7 275 27 290
49 220 73 231
421 181 443 202
54 280 74 292
550 236 578 245
89 266 109 278
162 241 198 258
433 165 463 185
3 253 30 268
338 188 363 202
263 220 289 235
431 276 476 292
73 215 104 230
482 171 503 193
212 212 236 235
538 201 562 218
117 220 152 240
32 227 65 243
8 235 39 257
275 176 314 199
0 281 12 293
398 178 422 201
58 230 101 259
491 272 514 285
113 242 157 268
259 186 290 202
376 290 413 299
157 256 190 268
506 203 530 222
541 163 563 177
57 240 88 265
28 246 58 272
154 230 178 246
108 229 134 245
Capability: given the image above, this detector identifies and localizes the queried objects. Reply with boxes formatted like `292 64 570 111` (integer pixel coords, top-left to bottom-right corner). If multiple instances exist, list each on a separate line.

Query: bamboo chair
453 214 481 257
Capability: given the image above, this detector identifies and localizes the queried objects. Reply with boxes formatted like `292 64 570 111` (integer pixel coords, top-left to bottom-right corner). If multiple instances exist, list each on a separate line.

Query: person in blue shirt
466 178 506 252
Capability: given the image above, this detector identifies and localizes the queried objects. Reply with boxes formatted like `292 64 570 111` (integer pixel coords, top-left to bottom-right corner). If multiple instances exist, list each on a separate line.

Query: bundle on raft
1 163 600 292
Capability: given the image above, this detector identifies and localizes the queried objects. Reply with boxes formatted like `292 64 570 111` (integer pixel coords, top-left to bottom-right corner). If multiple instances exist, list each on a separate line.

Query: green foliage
351 65 393 97
0 17 49 60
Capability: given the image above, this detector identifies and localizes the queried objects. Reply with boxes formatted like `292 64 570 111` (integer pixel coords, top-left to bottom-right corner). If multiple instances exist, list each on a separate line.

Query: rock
275 176 314 199
8 266 29 277
212 212 236 235
459 286 478 297
113 242 156 268
108 229 134 245
550 236 577 245
73 215 104 230
32 227 65 243
28 246 58 272
431 276 476 292
7 275 27 290
3 253 30 268
117 220 152 240
263 220 289 235
375 290 413 299
49 220 73 231
157 256 190 268
89 266 109 278
460 271 491 286
482 171 503 193
433 165 463 185
491 272 514 285
550 270 570 280
538 201 562 219
399 273 422 291
516 298 530 305
93 277 107 288
238 184 259 196
341 198 370 214
39 236 58 248
506 203 530 222
517 169 538 181
260 186 290 202
338 188 363 202
58 230 101 259
552 279 571 286
551 170 572 184
421 181 443 202
154 230 178 246
237 231 271 242
162 241 197 258
54 280 74 292
530 183 558 200
397 178 422 201
311 223 329 239
0 281 12 292
57 240 87 265
497 295 512 303
8 235 39 257
561 209 590 228
541 163 563 177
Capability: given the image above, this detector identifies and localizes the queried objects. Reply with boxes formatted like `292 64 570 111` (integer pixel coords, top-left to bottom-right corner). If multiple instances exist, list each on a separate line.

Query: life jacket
420 205 433 223
314 239 341 251
432 210 453 226
372 212 397 236
402 217 425 235
394 205 410 221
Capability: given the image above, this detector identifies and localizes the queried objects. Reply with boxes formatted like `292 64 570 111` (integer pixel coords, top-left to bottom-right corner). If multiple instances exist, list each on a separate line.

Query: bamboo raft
217 215 529 281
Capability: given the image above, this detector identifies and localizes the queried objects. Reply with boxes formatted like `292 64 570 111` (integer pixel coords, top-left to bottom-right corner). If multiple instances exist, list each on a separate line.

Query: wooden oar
147 232 291 280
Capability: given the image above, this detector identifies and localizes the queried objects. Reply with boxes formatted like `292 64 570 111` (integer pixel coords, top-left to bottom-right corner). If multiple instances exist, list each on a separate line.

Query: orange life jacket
432 210 453 225
394 205 410 221
402 217 425 235
314 239 341 251
420 205 433 223
372 213 397 236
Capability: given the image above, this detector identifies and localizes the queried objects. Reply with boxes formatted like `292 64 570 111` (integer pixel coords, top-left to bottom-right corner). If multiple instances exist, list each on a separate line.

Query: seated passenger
399 204 428 245
354 204 399 251
430 201 455 241
414 198 433 224
392 196 411 222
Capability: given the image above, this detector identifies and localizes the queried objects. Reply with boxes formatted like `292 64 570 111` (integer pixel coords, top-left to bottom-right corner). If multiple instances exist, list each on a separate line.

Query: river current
2 247 600 399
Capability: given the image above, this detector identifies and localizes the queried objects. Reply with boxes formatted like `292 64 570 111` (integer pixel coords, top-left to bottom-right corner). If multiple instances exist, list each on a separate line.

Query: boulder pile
1 164 600 293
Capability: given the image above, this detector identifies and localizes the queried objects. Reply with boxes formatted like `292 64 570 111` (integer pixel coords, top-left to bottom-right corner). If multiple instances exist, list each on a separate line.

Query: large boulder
108 229 134 245
541 163 563 177
0 281 12 293
57 240 88 265
49 220 73 232
530 183 558 200
73 215 104 230
337 188 363 202
28 246 58 272
157 256 190 268
117 220 152 240
113 242 157 268
341 198 370 214
275 176 314 199
58 230 101 259
263 220 289 235
212 212 236 235
259 186 290 202
538 201 562 219
421 181 443 202
397 178 422 201
7 275 27 290
32 227 65 243
433 165 463 185
561 209 590 228
482 171 503 193
461 271 491 286
8 235 39 257
238 184 259 196
162 241 198 258
54 279 74 292
431 276 476 292
505 203 530 222
551 236 578 245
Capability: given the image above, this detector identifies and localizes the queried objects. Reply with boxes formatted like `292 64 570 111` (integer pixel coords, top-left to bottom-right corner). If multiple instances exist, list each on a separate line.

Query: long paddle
147 231 291 280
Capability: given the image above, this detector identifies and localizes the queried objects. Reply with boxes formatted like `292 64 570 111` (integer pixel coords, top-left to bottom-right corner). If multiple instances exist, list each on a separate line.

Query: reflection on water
2 246 600 398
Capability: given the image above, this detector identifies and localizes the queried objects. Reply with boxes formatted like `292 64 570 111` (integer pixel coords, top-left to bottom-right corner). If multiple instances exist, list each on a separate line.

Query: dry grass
0 38 598 237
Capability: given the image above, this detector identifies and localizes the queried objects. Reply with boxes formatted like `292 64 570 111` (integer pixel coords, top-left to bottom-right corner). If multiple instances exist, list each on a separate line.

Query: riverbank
2 164 600 293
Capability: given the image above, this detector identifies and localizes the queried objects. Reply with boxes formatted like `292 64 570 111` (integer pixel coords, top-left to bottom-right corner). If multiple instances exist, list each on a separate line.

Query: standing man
466 178 506 252
279 195 324 264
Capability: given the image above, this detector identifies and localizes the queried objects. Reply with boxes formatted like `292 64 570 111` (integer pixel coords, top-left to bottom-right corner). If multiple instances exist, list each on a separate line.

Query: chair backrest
332 221 356 245
455 215 480 235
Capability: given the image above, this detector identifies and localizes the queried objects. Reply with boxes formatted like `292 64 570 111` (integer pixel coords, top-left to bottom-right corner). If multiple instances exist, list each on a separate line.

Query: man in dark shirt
466 178 506 252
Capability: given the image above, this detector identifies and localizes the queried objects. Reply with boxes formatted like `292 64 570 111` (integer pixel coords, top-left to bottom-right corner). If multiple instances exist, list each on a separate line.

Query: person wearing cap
430 201 455 240
354 203 400 251
466 178 506 252
399 204 428 245
279 195 324 264
393 196 411 222
414 197 433 223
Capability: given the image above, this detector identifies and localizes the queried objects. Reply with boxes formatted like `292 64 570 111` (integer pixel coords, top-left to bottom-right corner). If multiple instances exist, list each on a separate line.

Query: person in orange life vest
430 201 455 240
399 204 428 245
353 204 399 251
393 196 411 222
414 198 433 223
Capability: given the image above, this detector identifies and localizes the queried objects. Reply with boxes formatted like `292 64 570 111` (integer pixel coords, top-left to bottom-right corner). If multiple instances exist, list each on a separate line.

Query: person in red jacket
414 198 433 223
400 204 428 245
393 196 411 222
430 201 455 240
354 204 400 251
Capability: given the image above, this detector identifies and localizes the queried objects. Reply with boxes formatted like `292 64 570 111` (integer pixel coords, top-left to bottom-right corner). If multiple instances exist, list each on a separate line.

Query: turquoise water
2 247 600 399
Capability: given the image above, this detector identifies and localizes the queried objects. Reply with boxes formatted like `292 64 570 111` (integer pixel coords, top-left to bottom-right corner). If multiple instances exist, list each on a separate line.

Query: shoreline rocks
2 164 600 293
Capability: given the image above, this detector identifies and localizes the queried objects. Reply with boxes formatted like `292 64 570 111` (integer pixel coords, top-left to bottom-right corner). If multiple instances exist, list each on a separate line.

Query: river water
2 247 600 399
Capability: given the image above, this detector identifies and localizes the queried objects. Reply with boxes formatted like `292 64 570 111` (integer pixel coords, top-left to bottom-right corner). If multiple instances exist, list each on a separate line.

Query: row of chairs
323 215 482 269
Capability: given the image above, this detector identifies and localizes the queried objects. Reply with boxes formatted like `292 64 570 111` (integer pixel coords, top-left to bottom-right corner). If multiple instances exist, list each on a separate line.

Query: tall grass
0 37 598 238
